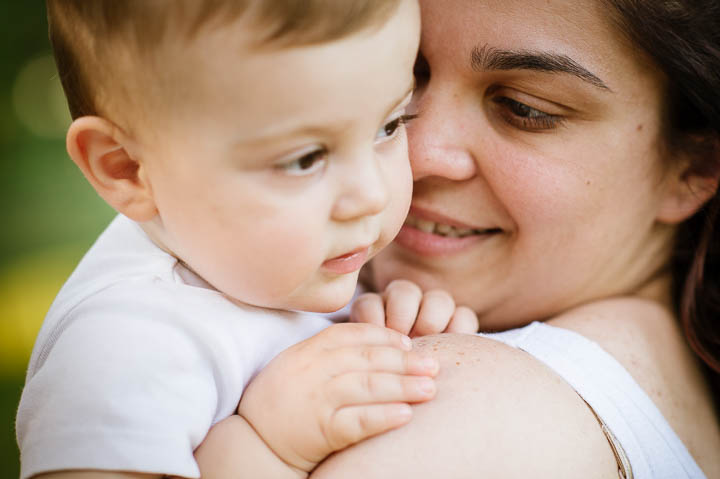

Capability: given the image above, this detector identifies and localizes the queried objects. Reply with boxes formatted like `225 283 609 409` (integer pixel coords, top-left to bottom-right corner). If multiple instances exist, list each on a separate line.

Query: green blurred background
1 3 115 475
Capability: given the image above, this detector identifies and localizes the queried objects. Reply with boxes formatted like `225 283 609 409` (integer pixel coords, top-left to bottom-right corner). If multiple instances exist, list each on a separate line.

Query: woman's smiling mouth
403 214 501 238
394 210 503 256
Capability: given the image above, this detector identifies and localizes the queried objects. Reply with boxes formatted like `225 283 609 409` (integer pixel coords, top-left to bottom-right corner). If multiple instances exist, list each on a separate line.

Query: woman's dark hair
605 0 720 410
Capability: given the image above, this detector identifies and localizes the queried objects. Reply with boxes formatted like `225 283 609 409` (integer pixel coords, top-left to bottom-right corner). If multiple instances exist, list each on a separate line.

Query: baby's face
138 0 419 312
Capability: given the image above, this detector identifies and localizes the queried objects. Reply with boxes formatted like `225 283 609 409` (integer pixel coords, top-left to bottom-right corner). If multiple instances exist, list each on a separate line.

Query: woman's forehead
417 0 663 97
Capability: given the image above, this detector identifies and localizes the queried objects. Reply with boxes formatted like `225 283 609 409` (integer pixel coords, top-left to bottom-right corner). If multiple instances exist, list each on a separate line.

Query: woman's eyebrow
470 45 611 91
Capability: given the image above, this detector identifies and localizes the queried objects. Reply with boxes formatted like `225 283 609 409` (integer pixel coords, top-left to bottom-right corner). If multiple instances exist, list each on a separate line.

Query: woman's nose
407 88 478 182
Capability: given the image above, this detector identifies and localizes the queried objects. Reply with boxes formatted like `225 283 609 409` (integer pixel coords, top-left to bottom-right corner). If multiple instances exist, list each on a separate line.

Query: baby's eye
375 114 417 143
276 148 328 176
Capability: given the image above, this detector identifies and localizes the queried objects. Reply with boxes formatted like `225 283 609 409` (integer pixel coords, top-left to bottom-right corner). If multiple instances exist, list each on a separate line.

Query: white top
484 322 707 479
16 215 332 479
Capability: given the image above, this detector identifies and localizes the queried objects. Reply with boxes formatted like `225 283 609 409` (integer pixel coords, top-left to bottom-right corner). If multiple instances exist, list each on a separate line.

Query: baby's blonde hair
47 0 402 119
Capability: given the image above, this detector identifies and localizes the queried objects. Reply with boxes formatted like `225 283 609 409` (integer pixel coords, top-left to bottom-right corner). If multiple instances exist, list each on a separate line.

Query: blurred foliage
1 3 115 476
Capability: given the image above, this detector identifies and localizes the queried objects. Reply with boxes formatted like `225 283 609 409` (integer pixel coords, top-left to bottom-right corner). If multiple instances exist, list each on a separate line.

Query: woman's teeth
405 216 484 238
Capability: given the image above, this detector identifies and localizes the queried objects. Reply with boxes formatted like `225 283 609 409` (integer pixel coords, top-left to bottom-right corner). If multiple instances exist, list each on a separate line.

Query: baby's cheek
205 219 321 307
382 178 413 245
253 229 322 287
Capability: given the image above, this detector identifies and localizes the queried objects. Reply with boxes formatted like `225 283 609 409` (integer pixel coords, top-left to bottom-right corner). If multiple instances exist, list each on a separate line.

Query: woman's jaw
371 200 677 331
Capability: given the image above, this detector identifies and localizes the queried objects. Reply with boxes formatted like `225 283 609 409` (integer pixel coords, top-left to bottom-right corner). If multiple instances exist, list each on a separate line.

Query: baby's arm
196 322 439 478
351 279 479 336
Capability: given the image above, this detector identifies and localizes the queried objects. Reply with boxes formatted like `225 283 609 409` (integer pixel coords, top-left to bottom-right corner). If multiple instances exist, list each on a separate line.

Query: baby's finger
326 403 412 450
312 323 412 351
326 371 436 407
349 293 386 327
327 346 439 376
384 279 423 335
445 306 480 334
410 289 455 337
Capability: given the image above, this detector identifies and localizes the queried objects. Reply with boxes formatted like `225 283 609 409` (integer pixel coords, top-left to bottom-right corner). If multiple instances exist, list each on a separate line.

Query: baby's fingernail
393 404 413 422
401 335 412 349
421 357 439 372
418 378 436 396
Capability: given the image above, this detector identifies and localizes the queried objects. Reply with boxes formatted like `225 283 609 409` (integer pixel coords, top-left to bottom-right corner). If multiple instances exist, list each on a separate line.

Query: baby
17 1 478 478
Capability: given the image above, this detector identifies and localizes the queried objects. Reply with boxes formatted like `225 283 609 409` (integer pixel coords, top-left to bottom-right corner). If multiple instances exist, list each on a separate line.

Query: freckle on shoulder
315 332 619 478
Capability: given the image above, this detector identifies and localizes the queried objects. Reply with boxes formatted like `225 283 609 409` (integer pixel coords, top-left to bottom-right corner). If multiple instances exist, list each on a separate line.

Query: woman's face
371 0 678 329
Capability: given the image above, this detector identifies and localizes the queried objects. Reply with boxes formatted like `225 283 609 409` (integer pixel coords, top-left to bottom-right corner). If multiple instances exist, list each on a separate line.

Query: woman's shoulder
313 333 619 478
547 297 690 396
548 297 720 477
313 303 720 478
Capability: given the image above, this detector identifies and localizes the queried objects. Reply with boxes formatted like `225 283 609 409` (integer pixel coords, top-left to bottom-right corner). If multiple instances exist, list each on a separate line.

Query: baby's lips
321 247 369 274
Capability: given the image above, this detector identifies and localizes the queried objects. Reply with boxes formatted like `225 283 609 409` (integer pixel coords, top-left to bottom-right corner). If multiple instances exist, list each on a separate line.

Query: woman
199 0 718 476
310 0 720 477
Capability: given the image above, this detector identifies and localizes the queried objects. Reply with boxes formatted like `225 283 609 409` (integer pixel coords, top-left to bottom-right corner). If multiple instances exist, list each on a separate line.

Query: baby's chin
252 273 360 314
309 277 363 314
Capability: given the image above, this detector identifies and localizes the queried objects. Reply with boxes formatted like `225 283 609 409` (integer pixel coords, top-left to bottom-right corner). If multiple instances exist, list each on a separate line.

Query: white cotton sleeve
17 292 224 479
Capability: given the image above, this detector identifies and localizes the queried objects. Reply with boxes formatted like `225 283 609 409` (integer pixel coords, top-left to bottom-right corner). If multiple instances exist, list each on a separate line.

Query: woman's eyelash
493 97 564 131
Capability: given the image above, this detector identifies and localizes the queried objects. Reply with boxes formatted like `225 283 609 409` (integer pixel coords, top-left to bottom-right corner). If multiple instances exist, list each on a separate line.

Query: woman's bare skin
313 296 720 478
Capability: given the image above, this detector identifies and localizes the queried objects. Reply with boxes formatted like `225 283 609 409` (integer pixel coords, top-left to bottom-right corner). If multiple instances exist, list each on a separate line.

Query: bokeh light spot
11 54 71 139
0 245 84 378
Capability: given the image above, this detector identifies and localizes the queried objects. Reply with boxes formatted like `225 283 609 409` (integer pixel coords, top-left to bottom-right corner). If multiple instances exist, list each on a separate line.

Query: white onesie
16 215 332 479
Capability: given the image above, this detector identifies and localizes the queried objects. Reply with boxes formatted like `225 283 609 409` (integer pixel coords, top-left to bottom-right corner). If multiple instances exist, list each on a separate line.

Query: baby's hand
351 279 479 336
237 323 439 473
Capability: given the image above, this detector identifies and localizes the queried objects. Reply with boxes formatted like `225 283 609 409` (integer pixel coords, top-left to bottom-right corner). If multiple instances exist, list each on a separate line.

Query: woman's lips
394 210 502 256
322 247 370 274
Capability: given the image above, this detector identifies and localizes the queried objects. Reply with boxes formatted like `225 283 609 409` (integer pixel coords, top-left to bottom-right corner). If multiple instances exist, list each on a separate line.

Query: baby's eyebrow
470 44 611 91
233 79 417 148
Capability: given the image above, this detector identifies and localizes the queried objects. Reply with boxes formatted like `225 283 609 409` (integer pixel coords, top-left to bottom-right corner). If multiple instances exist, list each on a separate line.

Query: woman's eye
375 114 417 142
493 97 564 131
277 148 328 176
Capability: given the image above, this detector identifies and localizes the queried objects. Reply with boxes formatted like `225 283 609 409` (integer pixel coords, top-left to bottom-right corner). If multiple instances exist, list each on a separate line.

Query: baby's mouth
403 214 502 238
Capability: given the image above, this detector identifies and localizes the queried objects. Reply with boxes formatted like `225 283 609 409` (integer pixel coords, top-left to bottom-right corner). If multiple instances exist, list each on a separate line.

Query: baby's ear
66 116 157 222
656 147 720 224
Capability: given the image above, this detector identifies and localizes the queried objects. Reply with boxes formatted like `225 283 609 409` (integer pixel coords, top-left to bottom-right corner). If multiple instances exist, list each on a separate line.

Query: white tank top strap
481 321 706 479
581 395 633 478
